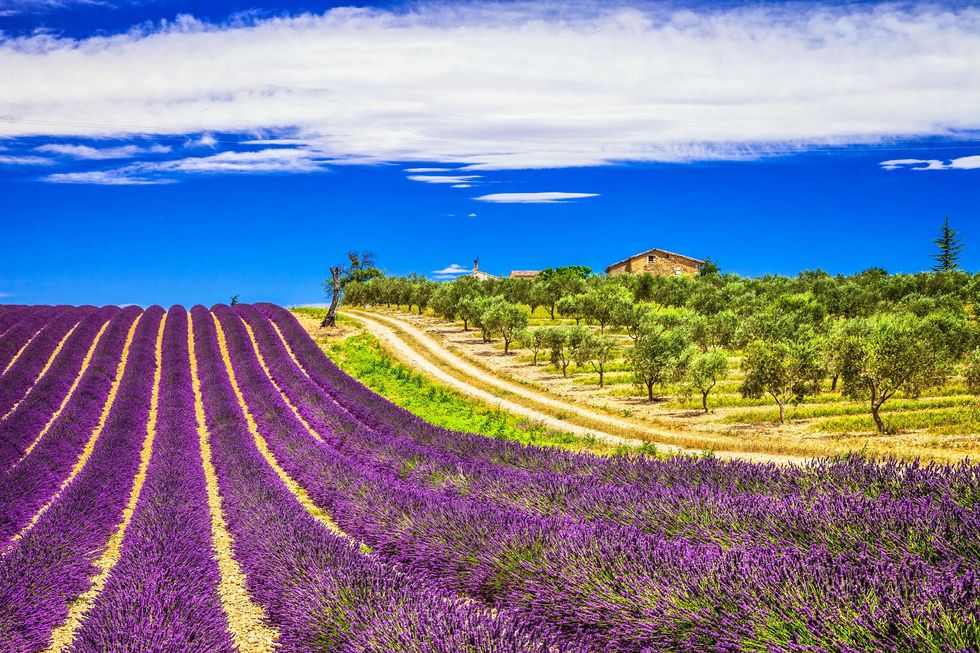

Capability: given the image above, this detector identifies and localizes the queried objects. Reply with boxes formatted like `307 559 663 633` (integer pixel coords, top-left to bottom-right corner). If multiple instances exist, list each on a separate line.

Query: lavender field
0 302 978 652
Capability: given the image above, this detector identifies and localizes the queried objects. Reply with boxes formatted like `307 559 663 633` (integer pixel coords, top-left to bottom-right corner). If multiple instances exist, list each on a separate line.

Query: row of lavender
235 303 980 652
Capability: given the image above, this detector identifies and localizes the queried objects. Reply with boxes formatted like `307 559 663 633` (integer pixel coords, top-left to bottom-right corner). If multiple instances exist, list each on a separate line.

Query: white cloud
474 192 599 204
432 263 470 275
0 5 979 170
152 148 327 173
404 167 458 173
407 174 482 184
951 156 980 169
2 0 108 13
451 183 472 188
42 170 171 185
189 133 218 148
243 138 307 146
42 147 328 183
880 155 980 171
35 143 171 159
467 212 477 217
0 155 53 165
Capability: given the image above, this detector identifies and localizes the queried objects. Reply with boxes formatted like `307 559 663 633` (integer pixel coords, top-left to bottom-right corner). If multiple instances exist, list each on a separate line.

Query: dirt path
343 309 805 465
342 310 647 450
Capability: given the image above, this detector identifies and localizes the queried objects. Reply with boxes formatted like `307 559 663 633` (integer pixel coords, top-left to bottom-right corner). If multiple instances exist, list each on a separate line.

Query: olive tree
684 350 730 413
629 324 690 401
556 294 587 325
614 302 656 343
482 301 529 354
740 332 823 423
519 327 548 365
458 296 488 334
572 330 618 387
540 326 572 377
829 314 947 433
322 250 381 326
433 275 484 326
536 267 588 320
541 325 590 377
469 296 507 343
582 283 633 333
409 278 438 315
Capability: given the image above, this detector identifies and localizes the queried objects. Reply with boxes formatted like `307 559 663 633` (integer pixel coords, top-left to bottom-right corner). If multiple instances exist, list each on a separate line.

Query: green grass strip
318 327 613 453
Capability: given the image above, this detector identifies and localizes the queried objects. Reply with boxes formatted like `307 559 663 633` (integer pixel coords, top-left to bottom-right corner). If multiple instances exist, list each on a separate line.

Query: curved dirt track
342 309 805 466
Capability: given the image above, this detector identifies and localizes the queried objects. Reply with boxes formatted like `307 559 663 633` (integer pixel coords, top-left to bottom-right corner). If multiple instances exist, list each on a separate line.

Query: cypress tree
932 216 964 271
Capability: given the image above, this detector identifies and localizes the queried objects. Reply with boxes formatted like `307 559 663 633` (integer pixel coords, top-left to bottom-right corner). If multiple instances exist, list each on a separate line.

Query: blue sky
1 0 979 306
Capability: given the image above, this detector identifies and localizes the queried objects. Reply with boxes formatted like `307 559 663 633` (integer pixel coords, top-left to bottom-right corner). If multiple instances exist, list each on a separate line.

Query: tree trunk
777 400 786 423
504 338 510 354
871 401 886 433
647 382 654 401
598 366 604 388
462 318 469 331
548 306 556 321
702 391 709 414
532 351 538 365
831 374 839 392
321 266 342 328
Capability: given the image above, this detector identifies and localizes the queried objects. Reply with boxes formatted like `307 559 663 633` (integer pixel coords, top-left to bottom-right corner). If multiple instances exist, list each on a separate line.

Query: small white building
468 259 498 281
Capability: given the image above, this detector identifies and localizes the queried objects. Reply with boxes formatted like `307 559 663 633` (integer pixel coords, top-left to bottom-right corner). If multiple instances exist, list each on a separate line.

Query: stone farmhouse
605 248 704 277
509 270 541 279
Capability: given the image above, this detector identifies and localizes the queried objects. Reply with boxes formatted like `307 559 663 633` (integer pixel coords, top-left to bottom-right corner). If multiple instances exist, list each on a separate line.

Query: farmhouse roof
509 270 541 278
604 248 704 273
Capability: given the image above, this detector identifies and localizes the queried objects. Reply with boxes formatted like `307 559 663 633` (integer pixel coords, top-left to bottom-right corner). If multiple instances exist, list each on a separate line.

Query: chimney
474 258 479 272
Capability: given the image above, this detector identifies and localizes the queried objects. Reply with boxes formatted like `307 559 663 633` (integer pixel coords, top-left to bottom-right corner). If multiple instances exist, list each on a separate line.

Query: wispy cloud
474 192 599 204
2 0 109 13
880 155 980 171
35 143 172 160
154 148 327 174
0 4 977 172
42 170 171 185
466 212 478 218
407 174 482 185
432 263 470 276
0 155 53 166
243 138 308 146
404 167 458 173
42 148 329 184
451 184 472 188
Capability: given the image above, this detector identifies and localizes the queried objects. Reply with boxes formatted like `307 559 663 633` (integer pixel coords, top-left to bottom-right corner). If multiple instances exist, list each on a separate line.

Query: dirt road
343 309 805 465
